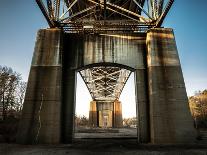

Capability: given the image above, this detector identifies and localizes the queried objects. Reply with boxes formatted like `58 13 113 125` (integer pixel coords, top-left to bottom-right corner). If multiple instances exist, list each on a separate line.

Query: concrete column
146 28 197 143
113 100 123 128
62 68 76 143
61 33 80 143
17 29 63 144
135 69 150 143
89 101 98 127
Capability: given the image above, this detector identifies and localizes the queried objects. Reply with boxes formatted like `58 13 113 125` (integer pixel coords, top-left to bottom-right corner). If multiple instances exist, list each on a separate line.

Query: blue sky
0 1 207 117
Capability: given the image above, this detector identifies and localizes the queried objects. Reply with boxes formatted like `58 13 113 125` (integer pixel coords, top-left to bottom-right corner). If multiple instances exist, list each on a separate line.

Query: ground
74 127 137 138
1 128 207 155
1 139 207 155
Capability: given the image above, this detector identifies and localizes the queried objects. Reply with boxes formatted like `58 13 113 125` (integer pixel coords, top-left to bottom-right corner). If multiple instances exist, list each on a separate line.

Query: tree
0 66 26 120
75 115 89 127
15 82 27 113
123 117 137 128
189 89 207 128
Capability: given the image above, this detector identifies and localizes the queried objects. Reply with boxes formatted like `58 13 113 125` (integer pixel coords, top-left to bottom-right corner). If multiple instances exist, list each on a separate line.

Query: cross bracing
80 66 131 101
36 0 174 32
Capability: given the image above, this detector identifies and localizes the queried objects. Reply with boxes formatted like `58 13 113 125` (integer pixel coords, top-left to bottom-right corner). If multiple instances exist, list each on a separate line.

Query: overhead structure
36 0 174 32
80 66 131 101
17 0 197 145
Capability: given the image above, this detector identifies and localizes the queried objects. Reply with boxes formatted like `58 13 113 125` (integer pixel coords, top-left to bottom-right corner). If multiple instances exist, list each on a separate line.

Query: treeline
189 90 207 129
123 117 137 128
0 66 26 120
75 115 89 127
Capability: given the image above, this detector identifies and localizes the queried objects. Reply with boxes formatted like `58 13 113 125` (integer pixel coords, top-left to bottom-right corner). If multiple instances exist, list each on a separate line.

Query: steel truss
36 0 174 33
80 66 131 101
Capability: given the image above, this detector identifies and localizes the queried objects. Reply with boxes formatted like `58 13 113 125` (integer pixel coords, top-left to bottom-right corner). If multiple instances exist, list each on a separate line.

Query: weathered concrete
17 28 197 144
89 100 122 128
17 29 63 144
135 69 150 143
146 28 197 143
62 34 78 143
89 101 98 127
113 100 123 128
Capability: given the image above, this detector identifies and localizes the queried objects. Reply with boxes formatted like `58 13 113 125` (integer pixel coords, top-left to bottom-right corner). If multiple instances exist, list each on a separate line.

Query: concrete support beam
62 68 76 143
135 69 150 143
89 101 98 127
61 34 79 143
17 29 63 144
146 28 197 143
113 100 123 128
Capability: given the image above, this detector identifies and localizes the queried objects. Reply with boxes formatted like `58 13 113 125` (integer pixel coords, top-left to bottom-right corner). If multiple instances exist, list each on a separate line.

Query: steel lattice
80 66 131 101
36 0 174 32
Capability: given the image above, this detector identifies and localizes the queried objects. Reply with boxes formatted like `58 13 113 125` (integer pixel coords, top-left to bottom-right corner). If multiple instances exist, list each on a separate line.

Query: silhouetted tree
0 66 26 120
75 115 89 127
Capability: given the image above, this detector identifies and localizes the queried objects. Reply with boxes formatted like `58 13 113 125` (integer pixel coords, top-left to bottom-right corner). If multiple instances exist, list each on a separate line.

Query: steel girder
80 66 131 101
36 0 174 32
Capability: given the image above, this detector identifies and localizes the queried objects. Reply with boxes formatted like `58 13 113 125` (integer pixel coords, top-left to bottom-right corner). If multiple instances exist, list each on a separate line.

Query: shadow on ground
1 139 207 155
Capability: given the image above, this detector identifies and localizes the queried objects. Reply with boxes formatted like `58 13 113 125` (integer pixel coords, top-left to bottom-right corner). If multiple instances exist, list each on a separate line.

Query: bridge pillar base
16 29 63 144
89 101 98 127
147 28 197 144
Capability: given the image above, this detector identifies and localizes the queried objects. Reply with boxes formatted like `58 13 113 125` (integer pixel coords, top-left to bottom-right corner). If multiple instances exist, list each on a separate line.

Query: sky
0 0 207 117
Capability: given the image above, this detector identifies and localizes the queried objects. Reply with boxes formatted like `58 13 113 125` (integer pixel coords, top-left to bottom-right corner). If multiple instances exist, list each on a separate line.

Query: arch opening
75 63 137 139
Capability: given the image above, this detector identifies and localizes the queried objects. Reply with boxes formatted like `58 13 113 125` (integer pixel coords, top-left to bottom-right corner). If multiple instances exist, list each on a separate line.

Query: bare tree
15 82 27 113
0 66 26 120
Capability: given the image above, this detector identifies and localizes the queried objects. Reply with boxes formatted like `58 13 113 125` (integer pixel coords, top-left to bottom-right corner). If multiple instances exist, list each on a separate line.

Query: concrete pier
17 28 197 144
17 29 63 144
146 28 197 143
89 100 123 128
113 100 123 128
89 101 98 127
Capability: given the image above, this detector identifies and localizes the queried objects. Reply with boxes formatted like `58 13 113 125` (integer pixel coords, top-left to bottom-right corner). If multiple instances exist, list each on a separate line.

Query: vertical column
146 28 197 143
135 69 150 143
62 68 76 143
17 29 63 144
113 100 123 128
61 33 83 143
89 101 98 127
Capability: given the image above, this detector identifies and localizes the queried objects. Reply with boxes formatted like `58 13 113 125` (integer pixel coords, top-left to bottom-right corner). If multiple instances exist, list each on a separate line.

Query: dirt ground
1 128 207 155
1 139 207 155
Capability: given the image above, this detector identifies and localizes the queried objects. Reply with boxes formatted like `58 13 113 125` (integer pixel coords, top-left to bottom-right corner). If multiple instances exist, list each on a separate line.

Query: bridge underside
80 66 131 101
79 65 131 128
17 27 197 144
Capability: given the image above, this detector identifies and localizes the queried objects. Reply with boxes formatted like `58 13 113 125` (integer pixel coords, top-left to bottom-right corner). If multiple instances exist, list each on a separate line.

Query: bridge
35 0 174 106
17 0 197 144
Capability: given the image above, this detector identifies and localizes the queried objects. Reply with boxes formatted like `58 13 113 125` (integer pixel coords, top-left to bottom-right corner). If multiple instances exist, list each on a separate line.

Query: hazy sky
0 1 207 117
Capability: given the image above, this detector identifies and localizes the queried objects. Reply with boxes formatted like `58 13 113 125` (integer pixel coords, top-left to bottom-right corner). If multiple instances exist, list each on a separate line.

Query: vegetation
75 115 89 127
0 65 26 142
189 90 207 129
123 117 137 128
0 65 26 120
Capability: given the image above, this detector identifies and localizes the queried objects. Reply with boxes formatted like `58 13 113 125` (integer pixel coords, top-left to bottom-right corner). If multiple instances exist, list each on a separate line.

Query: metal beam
61 5 97 22
80 66 131 101
60 0 78 19
36 0 55 27
55 0 60 20
155 0 174 27
46 0 53 19
106 1 149 22
132 0 153 19
87 0 141 22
